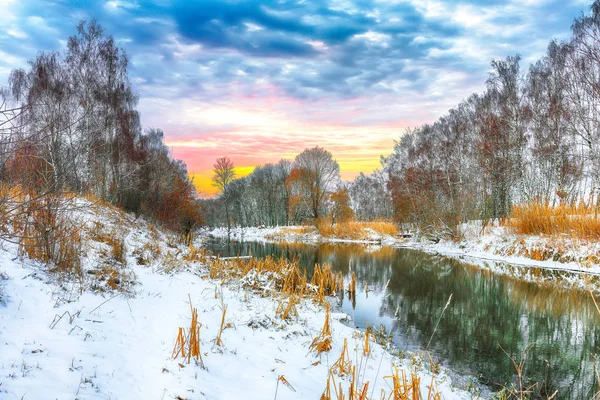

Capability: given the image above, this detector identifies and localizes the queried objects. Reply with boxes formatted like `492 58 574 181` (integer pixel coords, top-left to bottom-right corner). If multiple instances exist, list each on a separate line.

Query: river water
204 238 600 399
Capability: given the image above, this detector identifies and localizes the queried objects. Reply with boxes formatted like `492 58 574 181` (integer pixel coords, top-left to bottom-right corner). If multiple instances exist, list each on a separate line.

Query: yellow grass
209 256 340 302
267 220 398 241
331 338 352 377
172 295 204 368
19 198 83 278
310 303 332 354
215 304 227 347
264 226 317 240
317 220 398 240
506 201 600 239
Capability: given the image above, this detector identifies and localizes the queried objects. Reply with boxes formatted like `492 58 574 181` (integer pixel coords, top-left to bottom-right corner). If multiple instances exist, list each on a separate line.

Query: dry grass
19 197 83 279
215 304 227 347
209 256 338 299
182 244 209 264
382 366 425 400
133 240 162 266
172 295 204 368
312 263 344 305
320 361 441 400
310 303 332 355
317 220 398 240
276 271 304 320
506 202 600 239
266 220 398 241
91 227 127 265
265 226 317 240
88 264 136 294
331 338 352 377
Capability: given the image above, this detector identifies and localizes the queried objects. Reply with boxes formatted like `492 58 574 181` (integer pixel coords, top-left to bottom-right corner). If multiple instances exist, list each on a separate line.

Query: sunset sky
0 0 591 196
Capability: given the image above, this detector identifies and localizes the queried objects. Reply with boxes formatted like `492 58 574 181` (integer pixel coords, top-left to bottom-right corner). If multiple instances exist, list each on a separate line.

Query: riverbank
205 222 600 276
0 200 477 399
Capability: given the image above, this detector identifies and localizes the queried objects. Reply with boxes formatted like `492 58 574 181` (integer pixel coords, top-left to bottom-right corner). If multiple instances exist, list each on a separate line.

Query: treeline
384 2 600 229
203 147 392 228
0 21 201 236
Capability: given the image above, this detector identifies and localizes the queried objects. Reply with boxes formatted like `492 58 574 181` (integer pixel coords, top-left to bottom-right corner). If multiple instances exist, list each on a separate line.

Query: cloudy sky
0 0 592 196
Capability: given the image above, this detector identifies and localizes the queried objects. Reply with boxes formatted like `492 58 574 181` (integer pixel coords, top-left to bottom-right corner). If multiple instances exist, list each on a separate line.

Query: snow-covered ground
401 221 600 275
0 202 479 399
204 226 399 245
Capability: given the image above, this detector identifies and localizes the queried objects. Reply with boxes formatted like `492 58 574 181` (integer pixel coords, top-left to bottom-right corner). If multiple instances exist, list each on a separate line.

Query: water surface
205 239 600 399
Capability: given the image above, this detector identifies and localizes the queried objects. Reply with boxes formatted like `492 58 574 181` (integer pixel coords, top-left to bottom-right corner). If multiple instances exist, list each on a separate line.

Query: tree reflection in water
206 239 600 399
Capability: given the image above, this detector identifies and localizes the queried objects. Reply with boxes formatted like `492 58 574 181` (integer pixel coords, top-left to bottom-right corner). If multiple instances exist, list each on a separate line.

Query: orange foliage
4 143 53 190
151 174 203 239
329 188 354 224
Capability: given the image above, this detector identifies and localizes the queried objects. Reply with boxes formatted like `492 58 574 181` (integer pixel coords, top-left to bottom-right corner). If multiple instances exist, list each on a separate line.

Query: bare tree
212 156 236 234
293 146 340 220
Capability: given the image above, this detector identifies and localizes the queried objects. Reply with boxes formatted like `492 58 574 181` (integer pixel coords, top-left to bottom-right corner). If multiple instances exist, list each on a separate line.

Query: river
204 238 600 399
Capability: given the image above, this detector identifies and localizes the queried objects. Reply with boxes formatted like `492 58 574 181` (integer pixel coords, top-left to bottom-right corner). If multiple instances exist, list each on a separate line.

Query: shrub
19 197 83 279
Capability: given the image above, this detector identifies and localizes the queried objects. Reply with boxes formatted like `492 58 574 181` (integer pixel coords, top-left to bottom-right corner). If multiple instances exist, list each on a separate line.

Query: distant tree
329 187 354 224
348 170 393 221
275 159 293 225
293 146 340 220
212 157 236 234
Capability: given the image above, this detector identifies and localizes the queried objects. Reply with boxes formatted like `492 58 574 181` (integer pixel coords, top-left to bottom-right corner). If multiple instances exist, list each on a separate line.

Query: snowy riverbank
204 223 600 276
0 201 479 399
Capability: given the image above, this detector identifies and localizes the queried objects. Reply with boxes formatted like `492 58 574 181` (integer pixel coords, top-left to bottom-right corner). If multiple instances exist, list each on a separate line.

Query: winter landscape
3 1 600 399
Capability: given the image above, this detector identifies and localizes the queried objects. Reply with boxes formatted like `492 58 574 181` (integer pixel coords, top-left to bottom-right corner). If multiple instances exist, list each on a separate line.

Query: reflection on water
205 239 600 399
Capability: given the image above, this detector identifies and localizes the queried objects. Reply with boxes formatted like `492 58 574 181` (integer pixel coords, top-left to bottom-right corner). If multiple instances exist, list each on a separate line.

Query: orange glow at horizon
189 157 384 198
190 166 256 197
162 92 423 199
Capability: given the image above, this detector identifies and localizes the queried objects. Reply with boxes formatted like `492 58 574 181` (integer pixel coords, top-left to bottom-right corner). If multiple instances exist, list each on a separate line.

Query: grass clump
92 228 127 265
89 264 136 294
316 219 398 240
172 295 204 368
209 256 340 305
19 197 83 280
507 201 600 239
310 303 332 355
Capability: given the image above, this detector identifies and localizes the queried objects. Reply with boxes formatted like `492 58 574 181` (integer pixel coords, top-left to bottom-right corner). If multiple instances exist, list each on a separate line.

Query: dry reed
310 303 333 354
215 304 227 347
172 295 204 368
317 220 398 240
506 201 600 239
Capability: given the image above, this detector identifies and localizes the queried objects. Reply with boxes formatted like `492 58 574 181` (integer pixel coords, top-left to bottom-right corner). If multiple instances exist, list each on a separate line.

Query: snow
0 202 478 399
204 226 398 245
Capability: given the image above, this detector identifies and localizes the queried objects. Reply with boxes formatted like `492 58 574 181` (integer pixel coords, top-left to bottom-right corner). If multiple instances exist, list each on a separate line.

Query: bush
19 196 83 280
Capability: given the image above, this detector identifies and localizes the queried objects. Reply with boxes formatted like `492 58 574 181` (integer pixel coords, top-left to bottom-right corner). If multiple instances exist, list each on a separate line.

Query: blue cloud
0 0 593 117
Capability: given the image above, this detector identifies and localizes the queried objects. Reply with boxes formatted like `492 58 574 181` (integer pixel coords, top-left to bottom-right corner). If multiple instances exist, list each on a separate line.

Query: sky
0 0 593 196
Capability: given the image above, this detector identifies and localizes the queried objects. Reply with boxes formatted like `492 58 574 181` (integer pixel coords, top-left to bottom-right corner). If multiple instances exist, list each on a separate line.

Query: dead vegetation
506 201 600 239
16 196 84 283
310 303 333 354
316 220 398 240
266 220 398 242
88 264 136 295
172 295 205 368
208 255 342 303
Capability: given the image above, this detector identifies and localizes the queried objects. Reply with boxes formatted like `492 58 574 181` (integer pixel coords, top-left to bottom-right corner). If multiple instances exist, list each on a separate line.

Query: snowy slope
0 202 479 400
